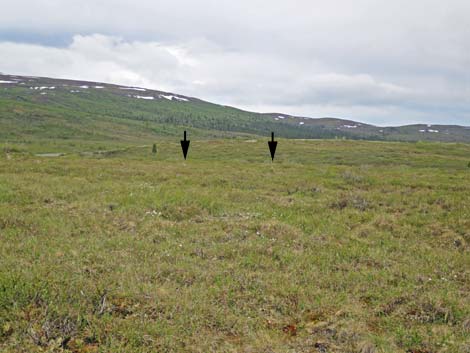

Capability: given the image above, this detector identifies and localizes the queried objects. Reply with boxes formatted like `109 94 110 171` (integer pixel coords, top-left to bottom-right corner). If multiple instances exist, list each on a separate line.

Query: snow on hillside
134 95 154 100
161 95 188 102
119 87 146 92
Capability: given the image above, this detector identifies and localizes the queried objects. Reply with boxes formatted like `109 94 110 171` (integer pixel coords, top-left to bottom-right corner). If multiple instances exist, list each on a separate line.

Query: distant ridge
1 73 469 143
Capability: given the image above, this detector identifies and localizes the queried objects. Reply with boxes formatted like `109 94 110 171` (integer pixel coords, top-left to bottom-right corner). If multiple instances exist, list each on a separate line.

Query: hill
1 73 469 145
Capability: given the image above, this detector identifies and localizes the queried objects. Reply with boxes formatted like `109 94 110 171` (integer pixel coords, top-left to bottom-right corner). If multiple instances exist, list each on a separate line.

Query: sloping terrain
1 73 469 144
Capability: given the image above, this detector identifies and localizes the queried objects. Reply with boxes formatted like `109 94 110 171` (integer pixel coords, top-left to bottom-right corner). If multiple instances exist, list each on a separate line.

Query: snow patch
79 85 89 89
30 86 55 90
299 122 305 125
277 115 287 119
160 94 188 102
0 80 16 84
343 124 357 129
119 86 146 91
94 86 104 89
134 95 154 100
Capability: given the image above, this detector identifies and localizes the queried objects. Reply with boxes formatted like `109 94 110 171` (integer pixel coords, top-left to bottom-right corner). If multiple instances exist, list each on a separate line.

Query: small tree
152 143 157 154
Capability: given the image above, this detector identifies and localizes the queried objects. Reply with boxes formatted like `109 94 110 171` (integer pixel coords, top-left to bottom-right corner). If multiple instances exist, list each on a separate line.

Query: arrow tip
268 140 277 161
181 133 190 159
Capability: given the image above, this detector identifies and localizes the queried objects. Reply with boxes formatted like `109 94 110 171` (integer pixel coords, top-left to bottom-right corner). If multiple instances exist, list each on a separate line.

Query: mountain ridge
1 73 469 143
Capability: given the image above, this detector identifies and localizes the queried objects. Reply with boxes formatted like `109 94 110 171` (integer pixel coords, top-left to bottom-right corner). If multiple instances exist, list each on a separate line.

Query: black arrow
180 130 190 160
268 132 277 161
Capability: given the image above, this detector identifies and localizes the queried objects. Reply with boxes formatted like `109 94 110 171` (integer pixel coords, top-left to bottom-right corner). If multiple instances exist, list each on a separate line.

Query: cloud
1 0 470 125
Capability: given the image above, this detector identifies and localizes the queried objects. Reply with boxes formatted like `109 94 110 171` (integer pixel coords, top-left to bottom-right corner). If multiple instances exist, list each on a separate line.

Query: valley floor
1 139 470 352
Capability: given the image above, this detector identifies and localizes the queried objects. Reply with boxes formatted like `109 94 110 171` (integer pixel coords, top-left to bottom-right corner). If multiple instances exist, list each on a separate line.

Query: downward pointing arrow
268 132 278 161
180 130 190 160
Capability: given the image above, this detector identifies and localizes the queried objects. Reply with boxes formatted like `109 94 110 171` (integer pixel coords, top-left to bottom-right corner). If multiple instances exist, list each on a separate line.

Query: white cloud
0 0 470 125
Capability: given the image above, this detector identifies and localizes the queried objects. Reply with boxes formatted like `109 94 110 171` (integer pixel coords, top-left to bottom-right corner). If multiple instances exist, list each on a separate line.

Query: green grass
1 139 470 352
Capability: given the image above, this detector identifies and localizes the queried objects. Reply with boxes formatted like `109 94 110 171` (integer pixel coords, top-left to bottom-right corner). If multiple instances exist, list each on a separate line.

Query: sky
1 0 469 126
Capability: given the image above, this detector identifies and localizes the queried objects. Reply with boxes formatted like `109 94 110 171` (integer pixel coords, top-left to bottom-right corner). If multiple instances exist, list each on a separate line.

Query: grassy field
1 139 470 352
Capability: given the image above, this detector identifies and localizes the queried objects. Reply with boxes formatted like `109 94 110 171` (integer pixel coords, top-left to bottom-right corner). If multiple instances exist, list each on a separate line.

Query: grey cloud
0 0 469 125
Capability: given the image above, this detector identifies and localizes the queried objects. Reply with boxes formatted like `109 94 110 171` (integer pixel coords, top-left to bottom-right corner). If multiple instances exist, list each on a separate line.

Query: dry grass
1 139 470 352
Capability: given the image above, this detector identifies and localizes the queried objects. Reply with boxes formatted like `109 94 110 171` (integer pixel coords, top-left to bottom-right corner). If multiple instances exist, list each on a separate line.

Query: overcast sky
1 0 469 126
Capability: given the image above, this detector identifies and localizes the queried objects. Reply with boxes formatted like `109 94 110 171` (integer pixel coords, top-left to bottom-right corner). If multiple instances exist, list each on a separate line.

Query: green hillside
1 74 469 148
0 74 350 146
